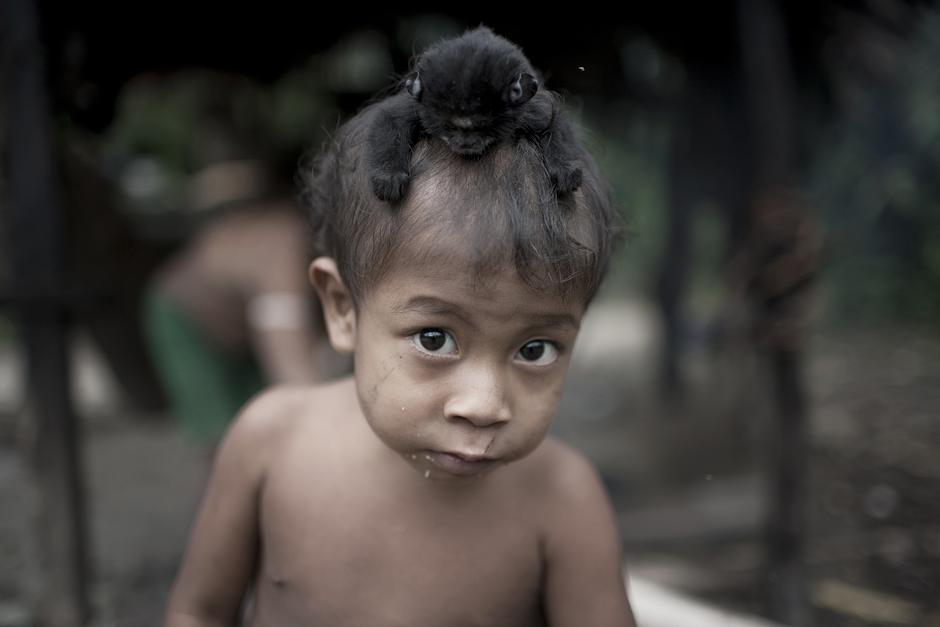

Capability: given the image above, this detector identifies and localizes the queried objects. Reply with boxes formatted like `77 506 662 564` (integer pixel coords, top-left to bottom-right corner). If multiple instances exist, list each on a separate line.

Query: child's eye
515 340 559 366
412 328 458 356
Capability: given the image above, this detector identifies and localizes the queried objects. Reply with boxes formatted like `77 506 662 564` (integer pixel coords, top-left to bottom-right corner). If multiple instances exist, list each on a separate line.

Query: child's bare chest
252 460 547 626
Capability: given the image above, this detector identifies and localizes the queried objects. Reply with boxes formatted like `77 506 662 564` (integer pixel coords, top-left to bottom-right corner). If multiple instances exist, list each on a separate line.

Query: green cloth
143 289 264 445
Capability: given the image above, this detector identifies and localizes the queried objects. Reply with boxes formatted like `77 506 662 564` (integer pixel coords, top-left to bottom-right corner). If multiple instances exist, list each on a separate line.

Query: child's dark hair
300 95 621 306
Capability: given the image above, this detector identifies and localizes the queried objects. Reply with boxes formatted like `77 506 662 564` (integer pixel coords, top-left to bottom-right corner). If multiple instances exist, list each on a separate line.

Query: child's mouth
423 451 499 476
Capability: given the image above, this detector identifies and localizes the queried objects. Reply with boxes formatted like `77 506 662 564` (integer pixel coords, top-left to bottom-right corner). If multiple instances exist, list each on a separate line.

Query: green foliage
582 102 731 313
808 10 940 323
581 102 670 294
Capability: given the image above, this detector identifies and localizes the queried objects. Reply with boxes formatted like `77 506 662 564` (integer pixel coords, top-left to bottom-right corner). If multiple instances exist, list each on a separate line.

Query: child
165 45 636 627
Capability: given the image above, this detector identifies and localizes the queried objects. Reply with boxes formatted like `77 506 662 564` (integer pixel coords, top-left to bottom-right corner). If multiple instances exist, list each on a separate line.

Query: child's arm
541 444 637 627
164 392 284 627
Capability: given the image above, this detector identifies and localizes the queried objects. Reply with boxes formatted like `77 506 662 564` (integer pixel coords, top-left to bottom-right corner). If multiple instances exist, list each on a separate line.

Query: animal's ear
506 72 538 105
405 72 422 100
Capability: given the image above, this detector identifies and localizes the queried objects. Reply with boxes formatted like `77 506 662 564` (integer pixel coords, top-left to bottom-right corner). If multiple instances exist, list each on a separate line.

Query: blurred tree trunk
1 0 90 624
656 72 751 399
738 0 819 624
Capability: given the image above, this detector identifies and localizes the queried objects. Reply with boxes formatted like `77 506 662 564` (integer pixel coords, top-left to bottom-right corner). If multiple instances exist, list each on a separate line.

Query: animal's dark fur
367 26 583 202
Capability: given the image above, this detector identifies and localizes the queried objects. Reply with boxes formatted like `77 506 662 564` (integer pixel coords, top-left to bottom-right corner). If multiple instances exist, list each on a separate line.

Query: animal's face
418 105 512 156
407 66 538 157
403 25 540 156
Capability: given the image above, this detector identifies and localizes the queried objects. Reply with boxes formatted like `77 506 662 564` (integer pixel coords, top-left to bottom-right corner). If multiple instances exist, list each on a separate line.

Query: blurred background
2 1 939 625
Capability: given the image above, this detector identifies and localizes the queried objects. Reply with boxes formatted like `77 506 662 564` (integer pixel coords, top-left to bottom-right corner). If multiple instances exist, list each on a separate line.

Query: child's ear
309 257 356 353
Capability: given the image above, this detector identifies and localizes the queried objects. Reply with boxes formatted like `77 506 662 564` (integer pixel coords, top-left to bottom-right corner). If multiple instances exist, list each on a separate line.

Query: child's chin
401 451 504 481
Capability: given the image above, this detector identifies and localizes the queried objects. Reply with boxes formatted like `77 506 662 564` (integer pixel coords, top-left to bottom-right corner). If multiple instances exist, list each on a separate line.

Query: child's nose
443 365 512 428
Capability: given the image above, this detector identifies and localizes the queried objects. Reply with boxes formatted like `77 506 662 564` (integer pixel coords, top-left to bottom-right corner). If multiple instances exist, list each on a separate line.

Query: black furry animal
367 26 583 202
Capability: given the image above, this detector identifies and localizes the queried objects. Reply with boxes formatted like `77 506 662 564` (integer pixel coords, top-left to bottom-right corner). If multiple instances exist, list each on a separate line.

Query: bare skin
165 251 636 627
155 201 330 385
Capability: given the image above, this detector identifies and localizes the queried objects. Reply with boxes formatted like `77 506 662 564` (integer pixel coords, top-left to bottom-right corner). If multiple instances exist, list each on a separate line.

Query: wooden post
765 348 809 625
1 0 90 624
737 0 815 624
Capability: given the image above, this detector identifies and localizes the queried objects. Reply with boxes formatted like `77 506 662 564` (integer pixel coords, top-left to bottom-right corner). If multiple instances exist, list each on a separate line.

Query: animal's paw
371 171 411 202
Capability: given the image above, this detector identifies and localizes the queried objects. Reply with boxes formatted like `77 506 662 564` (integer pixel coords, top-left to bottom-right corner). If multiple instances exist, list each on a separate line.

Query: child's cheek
397 345 447 383
359 351 401 407
372 353 426 413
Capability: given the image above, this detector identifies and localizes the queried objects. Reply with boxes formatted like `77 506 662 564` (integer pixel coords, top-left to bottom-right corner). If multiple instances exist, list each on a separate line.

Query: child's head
302 98 620 310
301 87 620 482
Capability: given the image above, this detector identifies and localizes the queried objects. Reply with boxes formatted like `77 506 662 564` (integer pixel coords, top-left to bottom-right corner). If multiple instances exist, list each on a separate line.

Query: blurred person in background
141 88 345 450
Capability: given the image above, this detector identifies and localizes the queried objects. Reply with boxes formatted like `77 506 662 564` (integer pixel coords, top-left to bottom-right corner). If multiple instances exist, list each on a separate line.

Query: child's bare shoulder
222 378 354 471
511 436 608 511
516 437 617 552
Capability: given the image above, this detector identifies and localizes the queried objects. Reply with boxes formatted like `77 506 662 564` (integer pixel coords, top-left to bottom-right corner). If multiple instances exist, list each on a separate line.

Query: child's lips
424 450 499 476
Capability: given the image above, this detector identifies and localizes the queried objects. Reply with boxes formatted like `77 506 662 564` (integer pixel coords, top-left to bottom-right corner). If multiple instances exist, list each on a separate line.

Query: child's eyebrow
525 313 581 331
393 296 580 331
394 296 471 325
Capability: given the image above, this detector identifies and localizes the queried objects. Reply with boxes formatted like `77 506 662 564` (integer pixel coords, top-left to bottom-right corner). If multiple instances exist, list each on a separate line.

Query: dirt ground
1 298 938 626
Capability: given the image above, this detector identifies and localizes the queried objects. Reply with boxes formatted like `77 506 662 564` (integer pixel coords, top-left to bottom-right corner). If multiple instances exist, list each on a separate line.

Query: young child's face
350 246 586 483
